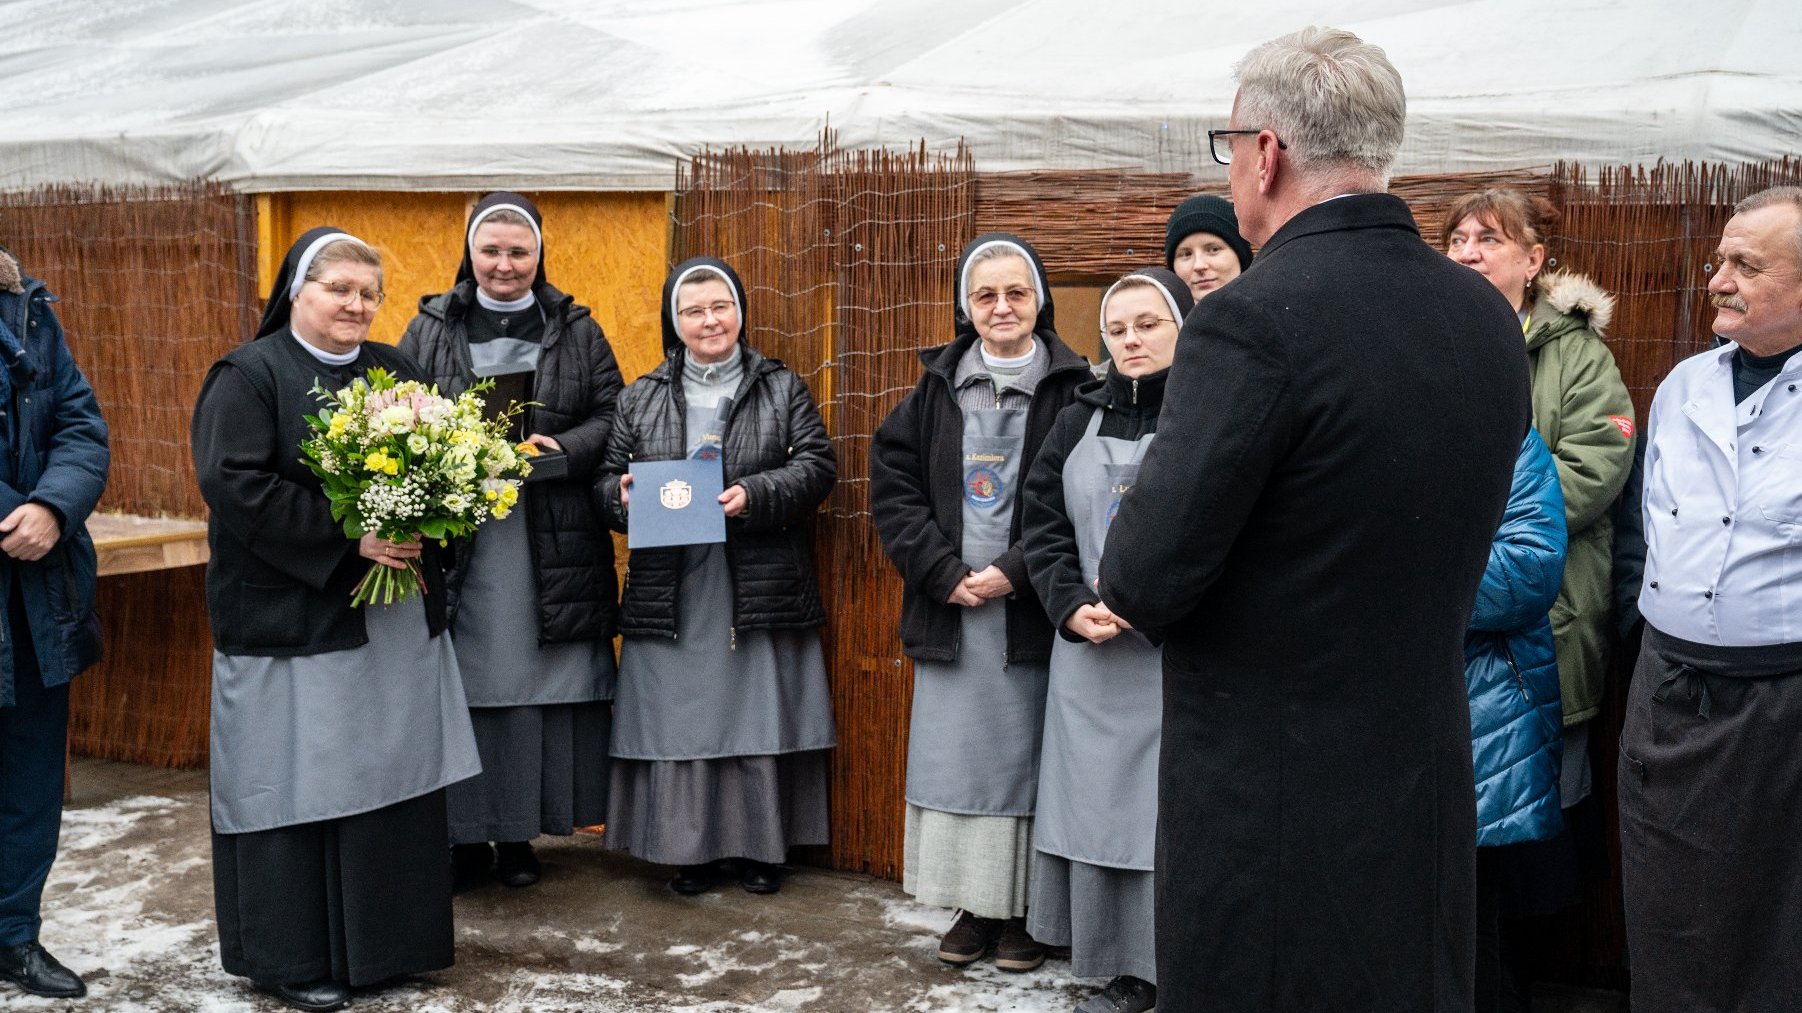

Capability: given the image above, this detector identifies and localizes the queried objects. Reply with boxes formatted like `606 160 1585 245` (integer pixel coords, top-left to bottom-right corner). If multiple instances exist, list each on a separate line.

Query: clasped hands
1064 600 1133 644
945 564 1012 607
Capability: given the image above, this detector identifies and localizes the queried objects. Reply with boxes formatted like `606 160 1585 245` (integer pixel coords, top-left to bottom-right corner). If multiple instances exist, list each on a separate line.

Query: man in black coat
1098 27 1530 1012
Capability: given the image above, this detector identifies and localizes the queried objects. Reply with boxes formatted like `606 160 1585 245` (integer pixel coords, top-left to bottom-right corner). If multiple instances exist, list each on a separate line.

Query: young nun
192 228 480 1012
399 192 624 890
1020 268 1194 1013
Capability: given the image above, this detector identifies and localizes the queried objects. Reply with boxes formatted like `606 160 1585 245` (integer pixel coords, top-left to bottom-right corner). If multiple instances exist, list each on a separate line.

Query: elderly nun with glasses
870 233 1091 974
192 228 480 1012
399 192 625 891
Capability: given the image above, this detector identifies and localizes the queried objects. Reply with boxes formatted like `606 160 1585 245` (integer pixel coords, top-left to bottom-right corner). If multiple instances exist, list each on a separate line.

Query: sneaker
937 910 1002 966
994 916 1046 972
1075 975 1157 1013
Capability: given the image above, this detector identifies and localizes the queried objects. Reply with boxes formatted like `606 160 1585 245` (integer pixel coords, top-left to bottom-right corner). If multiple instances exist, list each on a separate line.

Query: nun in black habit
192 228 481 1012
399 193 624 890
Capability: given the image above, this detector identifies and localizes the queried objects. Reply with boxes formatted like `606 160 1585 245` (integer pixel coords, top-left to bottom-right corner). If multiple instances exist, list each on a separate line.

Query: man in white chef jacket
1619 184 1802 1013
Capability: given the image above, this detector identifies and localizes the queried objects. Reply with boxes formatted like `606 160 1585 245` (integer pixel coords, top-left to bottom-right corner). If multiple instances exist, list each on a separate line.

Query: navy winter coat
0 250 110 707
1467 429 1567 846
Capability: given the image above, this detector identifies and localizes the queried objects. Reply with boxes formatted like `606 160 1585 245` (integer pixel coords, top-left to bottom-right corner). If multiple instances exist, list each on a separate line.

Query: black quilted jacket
399 279 624 644
596 344 836 636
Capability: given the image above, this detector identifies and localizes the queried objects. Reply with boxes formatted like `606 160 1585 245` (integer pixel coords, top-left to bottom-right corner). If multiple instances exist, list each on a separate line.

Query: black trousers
213 789 456 987
0 615 66 948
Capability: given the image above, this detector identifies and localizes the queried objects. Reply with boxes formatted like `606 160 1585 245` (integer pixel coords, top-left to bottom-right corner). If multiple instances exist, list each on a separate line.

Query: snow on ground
22 764 1102 1012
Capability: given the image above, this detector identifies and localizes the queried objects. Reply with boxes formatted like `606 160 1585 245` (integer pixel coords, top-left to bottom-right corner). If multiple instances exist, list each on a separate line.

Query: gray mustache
1711 293 1748 313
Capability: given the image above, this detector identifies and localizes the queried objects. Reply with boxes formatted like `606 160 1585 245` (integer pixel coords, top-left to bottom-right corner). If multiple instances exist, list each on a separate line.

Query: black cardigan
868 332 1090 664
191 335 447 656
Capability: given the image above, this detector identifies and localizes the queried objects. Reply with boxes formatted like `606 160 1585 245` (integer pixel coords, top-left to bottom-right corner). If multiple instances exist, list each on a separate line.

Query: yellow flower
383 459 401 476
327 414 349 438
365 450 388 471
499 484 518 507
492 502 512 519
516 441 541 457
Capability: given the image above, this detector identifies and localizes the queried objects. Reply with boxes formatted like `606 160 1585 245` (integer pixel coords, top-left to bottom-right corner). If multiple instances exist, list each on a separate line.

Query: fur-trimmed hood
0 246 21 295
1533 270 1614 338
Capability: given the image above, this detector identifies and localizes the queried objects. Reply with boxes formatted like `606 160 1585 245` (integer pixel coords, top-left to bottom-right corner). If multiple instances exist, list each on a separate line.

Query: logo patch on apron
1608 415 1635 439
966 466 1005 508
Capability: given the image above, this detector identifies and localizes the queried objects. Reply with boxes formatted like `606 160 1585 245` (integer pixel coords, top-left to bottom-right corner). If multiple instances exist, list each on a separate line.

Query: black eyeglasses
1208 129 1288 166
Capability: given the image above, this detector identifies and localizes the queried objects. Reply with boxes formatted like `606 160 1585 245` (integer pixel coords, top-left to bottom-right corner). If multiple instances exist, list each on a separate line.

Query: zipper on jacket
1131 377 1139 406
1500 639 1530 702
730 626 738 652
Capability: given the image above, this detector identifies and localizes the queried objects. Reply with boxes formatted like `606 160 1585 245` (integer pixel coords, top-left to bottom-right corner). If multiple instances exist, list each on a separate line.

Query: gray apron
1034 410 1162 869
452 487 617 706
610 403 837 761
905 407 1049 816
210 593 482 834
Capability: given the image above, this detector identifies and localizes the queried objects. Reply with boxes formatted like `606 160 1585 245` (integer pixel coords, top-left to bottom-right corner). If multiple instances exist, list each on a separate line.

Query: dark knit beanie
1164 194 1253 271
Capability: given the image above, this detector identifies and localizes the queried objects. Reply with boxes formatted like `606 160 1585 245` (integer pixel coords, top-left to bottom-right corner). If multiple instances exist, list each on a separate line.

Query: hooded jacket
869 234 1091 664
0 247 109 707
1524 271 1635 725
595 258 836 636
1467 430 1567 846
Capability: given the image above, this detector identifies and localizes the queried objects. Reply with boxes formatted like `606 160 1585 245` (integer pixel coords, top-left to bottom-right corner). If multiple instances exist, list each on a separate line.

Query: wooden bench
87 513 208 576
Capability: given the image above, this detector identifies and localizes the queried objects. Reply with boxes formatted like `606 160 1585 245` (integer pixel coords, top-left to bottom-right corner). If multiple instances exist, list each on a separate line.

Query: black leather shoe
259 978 351 1012
0 941 85 998
451 842 494 891
739 859 783 895
495 841 541 888
669 863 717 895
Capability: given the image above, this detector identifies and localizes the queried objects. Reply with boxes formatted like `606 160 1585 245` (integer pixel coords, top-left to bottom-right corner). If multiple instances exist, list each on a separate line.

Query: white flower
407 433 429 455
378 404 415 433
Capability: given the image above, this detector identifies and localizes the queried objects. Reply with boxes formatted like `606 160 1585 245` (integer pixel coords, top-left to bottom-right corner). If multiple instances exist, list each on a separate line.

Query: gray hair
1732 185 1802 261
1235 26 1406 180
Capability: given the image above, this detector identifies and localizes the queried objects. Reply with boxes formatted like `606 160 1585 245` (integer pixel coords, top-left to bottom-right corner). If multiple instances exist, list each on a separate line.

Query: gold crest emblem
659 478 693 510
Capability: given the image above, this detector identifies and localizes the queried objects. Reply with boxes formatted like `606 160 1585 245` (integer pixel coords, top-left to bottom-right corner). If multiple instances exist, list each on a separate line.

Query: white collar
290 328 360 366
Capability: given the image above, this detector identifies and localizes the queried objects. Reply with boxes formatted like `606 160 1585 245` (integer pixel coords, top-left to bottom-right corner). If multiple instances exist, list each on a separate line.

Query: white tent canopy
2 0 1798 192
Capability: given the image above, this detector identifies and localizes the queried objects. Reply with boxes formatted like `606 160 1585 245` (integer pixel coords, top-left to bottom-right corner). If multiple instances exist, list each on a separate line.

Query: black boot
258 978 351 1012
451 841 495 890
495 841 541 888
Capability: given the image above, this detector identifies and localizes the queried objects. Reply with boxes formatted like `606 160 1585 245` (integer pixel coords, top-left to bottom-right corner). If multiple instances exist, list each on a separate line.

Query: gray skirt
446 702 612 844
1028 853 1157 983
603 750 830 866
210 594 481 835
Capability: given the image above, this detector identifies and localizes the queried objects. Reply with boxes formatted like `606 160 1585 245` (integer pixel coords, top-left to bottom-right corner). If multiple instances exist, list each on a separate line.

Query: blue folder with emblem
627 458 726 549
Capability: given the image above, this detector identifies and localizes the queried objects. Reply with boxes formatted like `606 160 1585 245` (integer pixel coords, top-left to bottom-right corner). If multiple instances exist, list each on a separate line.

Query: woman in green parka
1444 188 1635 976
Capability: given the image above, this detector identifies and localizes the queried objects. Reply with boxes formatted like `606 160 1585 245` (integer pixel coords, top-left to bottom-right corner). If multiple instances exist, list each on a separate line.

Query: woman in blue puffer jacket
1468 428 1567 1013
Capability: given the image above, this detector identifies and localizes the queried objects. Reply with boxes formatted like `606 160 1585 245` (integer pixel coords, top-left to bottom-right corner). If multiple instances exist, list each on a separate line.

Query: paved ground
15 758 1628 1012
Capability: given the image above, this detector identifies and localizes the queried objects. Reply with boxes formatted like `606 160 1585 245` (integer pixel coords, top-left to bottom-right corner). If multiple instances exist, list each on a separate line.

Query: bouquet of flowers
300 368 532 606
